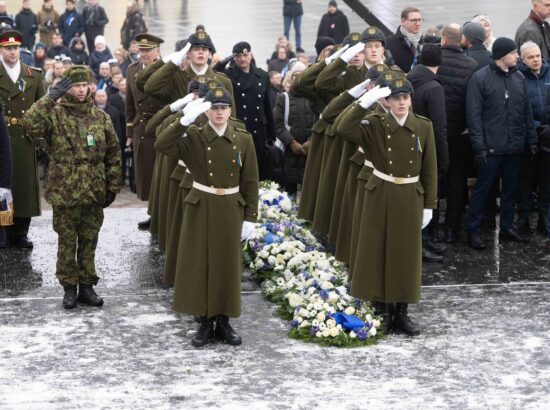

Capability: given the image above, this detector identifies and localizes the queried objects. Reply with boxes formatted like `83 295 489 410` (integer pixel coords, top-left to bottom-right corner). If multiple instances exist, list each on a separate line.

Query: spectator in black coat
89 34 112 77
268 46 289 74
466 37 538 249
386 6 423 73
120 1 147 50
33 41 47 69
407 44 448 261
462 22 492 69
14 0 38 50
82 0 108 54
109 77 126 115
268 70 283 108
283 0 303 51
46 32 70 59
58 0 83 47
437 23 478 242
69 36 88 64
317 0 350 44
0 104 11 247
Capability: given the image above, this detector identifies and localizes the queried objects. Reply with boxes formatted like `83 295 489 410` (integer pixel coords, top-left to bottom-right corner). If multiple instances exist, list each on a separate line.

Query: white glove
162 42 191 65
348 79 371 98
340 42 365 63
324 44 349 65
241 221 256 242
422 209 433 229
170 93 195 112
182 97 205 115
358 85 391 109
180 101 211 126
0 188 12 203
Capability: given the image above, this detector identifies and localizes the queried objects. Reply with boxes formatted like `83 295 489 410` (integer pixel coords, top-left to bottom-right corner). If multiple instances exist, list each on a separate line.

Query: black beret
232 41 251 55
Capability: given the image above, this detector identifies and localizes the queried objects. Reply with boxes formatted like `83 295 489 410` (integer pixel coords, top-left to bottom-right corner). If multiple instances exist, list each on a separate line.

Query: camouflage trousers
52 205 104 286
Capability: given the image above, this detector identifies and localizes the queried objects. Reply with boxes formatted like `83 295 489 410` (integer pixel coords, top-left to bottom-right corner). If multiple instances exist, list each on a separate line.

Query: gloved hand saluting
48 77 72 101
348 79 371 99
340 42 365 63
162 42 191 66
241 221 256 242
325 44 349 65
182 97 205 115
180 101 211 126
422 209 433 229
358 85 391 109
170 93 195 112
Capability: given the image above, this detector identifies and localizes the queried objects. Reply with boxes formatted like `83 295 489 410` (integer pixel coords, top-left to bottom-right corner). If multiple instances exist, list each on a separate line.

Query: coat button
208 160 212 164
207 147 211 151
244 117 247 120
410 147 414 151
388 148 391 151
258 94 261 98
243 105 246 108
242 93 245 96
389 161 393 164
407 174 411 177
230 173 234 176
258 82 262 86
409 160 413 163
233 145 237 149
232 159 236 163
209 172 213 176
237 82 241 86
387 135 391 139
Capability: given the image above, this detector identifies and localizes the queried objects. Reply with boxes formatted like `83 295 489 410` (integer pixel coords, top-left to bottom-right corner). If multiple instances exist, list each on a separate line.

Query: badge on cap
208 80 218 89
351 33 359 41
368 27 376 34
384 73 393 80
395 79 404 87
376 65 385 72
197 76 207 83
215 89 223 97
8 37 14 42
197 32 206 40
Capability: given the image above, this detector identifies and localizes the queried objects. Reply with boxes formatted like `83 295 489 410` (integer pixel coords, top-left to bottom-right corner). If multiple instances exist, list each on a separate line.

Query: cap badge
215 89 223 97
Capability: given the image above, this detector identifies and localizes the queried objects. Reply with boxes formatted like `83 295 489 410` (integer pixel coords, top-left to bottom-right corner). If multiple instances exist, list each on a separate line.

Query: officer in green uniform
22 66 121 309
336 79 437 336
155 88 259 348
0 29 45 248
125 33 165 230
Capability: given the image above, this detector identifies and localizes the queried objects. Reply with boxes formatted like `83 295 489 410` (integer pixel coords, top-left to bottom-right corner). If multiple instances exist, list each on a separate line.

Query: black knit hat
420 44 442 67
315 36 336 56
492 37 517 60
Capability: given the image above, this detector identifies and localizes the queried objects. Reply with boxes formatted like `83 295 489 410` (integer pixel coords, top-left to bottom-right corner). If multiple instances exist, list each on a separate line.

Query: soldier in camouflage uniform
22 66 121 309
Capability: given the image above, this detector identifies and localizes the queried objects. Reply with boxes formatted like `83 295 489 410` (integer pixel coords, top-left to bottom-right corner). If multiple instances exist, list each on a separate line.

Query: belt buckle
394 177 404 185
215 188 225 195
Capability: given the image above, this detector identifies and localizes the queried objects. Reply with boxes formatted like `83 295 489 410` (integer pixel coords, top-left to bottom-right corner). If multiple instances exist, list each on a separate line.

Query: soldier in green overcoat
22 66 121 309
155 88 258 348
336 79 437 336
0 30 45 247
125 33 165 229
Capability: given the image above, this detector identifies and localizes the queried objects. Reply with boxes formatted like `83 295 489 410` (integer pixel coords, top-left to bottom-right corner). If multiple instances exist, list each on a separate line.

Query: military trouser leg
53 205 104 286
6 216 31 237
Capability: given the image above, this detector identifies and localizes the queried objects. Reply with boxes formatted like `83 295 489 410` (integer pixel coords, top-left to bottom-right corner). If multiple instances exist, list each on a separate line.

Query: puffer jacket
466 60 538 155
518 58 550 128
437 45 477 135
283 0 303 17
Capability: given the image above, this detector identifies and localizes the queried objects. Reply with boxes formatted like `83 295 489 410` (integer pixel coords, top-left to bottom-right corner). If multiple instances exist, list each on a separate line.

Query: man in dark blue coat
57 0 83 47
213 42 276 180
466 37 539 249
517 41 550 235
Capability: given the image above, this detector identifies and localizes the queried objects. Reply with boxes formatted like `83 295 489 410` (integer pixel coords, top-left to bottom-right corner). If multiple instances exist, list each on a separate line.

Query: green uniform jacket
291 60 330 115
126 61 165 201
0 62 44 217
22 93 121 206
314 58 368 99
312 91 355 235
336 104 437 303
155 119 259 317
143 61 236 115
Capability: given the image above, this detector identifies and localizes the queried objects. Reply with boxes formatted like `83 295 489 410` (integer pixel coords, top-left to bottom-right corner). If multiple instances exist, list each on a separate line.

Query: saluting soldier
155 88 259 348
336 79 437 336
213 42 276 180
22 66 121 309
0 29 44 248
125 33 165 230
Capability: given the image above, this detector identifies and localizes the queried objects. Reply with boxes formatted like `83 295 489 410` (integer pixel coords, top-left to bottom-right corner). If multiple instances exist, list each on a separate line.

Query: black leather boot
393 303 421 336
11 235 33 248
373 302 393 335
77 284 104 306
215 315 242 345
422 246 444 262
425 240 447 254
137 218 151 230
499 228 530 243
191 316 214 347
467 233 486 250
63 285 77 309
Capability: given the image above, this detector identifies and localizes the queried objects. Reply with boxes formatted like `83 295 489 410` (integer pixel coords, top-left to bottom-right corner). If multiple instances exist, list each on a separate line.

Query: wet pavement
1 209 550 408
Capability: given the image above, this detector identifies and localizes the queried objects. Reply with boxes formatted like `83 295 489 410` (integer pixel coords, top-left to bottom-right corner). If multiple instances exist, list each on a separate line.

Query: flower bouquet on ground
243 181 383 347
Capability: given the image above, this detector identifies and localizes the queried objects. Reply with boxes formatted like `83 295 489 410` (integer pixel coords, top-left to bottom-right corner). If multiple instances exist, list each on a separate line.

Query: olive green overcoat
155 119 259 318
0 62 44 217
336 104 437 303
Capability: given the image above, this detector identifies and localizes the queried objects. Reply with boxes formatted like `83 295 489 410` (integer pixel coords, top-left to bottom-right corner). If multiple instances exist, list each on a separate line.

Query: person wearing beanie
89 33 112 77
317 0 350 44
437 23 478 243
465 37 538 250
407 44 448 262
314 36 335 58
336 77 437 336
82 0 108 54
21 65 121 309
33 41 47 69
462 21 492 69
